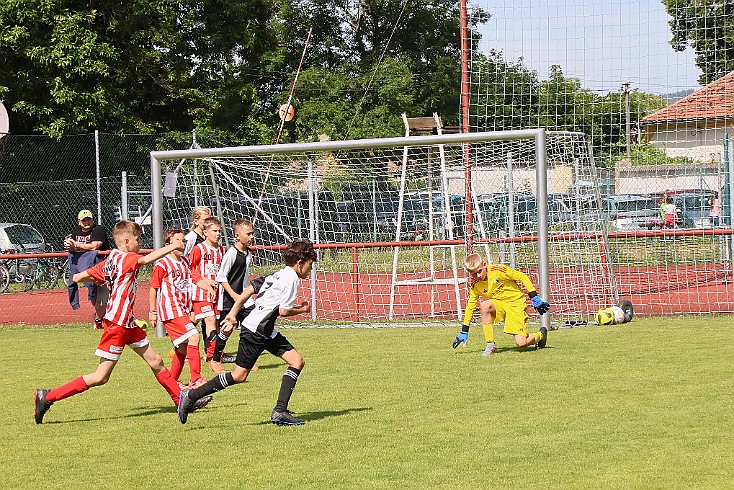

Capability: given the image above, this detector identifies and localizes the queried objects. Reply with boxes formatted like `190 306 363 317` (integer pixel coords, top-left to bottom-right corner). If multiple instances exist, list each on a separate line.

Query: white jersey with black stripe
241 266 299 338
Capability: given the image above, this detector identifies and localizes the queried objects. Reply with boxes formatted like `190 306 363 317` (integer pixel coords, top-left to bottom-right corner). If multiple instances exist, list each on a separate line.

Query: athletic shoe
271 409 305 426
208 360 225 374
537 327 548 349
190 395 213 413
34 389 52 424
188 377 207 389
220 354 236 363
481 343 498 357
177 389 193 424
177 381 187 391
93 315 103 330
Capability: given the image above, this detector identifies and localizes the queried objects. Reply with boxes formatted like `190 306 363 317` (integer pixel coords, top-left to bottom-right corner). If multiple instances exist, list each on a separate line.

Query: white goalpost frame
150 129 551 332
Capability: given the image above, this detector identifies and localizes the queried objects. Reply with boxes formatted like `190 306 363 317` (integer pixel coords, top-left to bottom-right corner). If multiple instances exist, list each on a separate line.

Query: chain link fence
0 132 222 250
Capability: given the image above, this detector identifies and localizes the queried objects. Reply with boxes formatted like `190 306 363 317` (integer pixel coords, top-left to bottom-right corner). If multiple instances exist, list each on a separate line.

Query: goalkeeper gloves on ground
531 294 550 315
452 329 469 348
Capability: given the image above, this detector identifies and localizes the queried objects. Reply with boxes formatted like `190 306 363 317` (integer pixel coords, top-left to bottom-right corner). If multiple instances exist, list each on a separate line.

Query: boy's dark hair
203 216 221 229
164 227 185 244
283 239 317 266
113 220 142 239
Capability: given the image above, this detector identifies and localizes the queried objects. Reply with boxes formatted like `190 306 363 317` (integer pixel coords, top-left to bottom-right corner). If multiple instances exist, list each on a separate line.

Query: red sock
170 349 186 381
205 337 216 360
46 376 89 403
187 343 202 381
155 369 181 406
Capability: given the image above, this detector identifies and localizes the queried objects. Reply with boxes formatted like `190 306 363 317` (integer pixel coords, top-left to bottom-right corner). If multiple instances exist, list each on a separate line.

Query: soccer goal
149 129 621 327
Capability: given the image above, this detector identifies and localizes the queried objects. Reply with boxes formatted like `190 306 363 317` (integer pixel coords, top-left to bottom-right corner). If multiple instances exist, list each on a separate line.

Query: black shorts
236 329 294 370
218 305 255 325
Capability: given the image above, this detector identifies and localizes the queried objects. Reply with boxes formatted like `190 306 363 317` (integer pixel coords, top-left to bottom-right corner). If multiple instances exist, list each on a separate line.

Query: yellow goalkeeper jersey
462 264 537 326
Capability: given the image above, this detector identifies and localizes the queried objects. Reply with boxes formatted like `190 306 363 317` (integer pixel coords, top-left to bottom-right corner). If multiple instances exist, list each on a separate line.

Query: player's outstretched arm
139 241 183 266
279 301 311 317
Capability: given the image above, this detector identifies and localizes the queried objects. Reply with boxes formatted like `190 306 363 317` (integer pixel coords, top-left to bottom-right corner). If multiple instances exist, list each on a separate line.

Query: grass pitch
5 317 734 489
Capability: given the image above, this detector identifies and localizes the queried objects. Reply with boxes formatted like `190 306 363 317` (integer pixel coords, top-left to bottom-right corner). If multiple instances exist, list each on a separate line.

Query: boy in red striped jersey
149 228 214 388
452 253 551 356
188 217 226 362
33 221 211 424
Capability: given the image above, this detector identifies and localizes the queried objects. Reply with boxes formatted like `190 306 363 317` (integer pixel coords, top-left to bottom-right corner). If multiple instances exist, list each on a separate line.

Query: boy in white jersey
149 228 215 388
188 217 226 362
33 221 211 424
178 239 317 426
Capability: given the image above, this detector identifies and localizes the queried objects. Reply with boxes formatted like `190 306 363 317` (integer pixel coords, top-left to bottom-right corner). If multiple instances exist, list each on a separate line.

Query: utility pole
622 82 632 156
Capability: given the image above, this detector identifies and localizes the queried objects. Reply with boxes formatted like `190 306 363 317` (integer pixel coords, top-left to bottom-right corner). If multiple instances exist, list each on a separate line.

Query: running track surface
1 263 732 326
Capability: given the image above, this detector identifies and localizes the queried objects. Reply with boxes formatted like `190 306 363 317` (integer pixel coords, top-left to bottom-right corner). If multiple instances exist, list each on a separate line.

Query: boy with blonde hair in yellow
452 253 550 356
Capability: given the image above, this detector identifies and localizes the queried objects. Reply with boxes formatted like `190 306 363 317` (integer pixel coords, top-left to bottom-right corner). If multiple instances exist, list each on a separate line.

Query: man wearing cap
65 210 110 328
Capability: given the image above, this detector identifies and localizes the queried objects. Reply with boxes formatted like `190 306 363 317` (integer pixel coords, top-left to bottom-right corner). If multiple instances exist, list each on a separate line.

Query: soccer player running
149 228 215 389
177 239 317 426
188 217 226 364
34 221 211 424
452 253 551 356
209 218 262 374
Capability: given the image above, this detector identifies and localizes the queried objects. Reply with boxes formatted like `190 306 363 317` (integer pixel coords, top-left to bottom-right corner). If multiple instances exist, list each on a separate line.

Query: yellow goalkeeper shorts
493 299 529 337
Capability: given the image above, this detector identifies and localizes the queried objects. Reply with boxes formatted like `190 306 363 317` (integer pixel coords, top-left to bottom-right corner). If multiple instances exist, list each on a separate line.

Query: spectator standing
65 209 109 328
708 191 721 227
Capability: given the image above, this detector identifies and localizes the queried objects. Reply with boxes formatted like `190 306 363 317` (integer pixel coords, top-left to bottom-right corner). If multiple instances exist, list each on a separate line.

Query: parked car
475 193 576 234
0 223 47 253
600 195 661 230
671 191 715 228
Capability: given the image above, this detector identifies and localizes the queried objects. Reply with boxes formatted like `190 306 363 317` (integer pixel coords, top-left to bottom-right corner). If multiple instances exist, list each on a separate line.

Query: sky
474 0 702 95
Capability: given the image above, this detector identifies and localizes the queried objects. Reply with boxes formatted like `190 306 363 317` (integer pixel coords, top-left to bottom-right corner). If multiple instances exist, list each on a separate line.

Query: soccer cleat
188 377 207 389
481 343 498 357
271 409 305 426
190 395 213 413
177 389 193 424
93 314 104 330
208 360 225 374
537 327 548 349
220 354 236 363
34 389 52 424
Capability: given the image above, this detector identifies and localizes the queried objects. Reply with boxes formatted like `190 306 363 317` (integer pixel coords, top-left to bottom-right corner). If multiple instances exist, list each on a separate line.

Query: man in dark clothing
65 209 109 328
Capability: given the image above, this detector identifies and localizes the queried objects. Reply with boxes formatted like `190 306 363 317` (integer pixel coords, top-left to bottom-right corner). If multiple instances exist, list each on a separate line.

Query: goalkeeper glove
531 294 550 315
452 330 469 349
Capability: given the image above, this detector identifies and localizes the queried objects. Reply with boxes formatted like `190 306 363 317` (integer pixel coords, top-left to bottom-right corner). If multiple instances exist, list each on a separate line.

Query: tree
662 0 734 84
0 0 283 137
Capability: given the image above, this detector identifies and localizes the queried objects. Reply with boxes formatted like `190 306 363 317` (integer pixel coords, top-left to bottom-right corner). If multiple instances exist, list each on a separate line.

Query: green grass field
5 317 733 489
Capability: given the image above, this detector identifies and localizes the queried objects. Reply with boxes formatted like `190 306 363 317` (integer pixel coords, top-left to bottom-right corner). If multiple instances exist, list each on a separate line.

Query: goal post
150 129 552 328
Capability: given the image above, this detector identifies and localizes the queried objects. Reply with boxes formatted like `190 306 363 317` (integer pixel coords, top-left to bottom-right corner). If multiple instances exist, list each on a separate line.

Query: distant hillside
661 88 696 104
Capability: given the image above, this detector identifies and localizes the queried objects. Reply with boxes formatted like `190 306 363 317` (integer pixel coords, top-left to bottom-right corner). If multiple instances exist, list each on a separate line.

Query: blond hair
463 253 485 271
190 206 211 230
112 220 142 244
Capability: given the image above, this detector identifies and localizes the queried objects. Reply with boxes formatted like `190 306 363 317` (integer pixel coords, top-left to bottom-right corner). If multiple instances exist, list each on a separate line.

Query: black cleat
177 389 193 424
537 326 548 349
220 354 236 363
190 395 213 413
271 409 305 426
34 389 52 424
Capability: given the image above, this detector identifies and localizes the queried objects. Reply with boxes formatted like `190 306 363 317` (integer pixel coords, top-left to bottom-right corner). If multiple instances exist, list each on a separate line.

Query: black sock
189 372 235 400
212 332 229 362
274 366 301 412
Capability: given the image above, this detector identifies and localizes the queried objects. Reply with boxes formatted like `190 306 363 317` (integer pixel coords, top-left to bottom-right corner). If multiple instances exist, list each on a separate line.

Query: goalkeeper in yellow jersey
452 253 550 356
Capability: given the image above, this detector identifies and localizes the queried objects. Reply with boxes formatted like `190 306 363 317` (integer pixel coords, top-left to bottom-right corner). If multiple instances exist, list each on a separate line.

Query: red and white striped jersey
87 249 141 328
188 242 225 302
151 255 193 321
